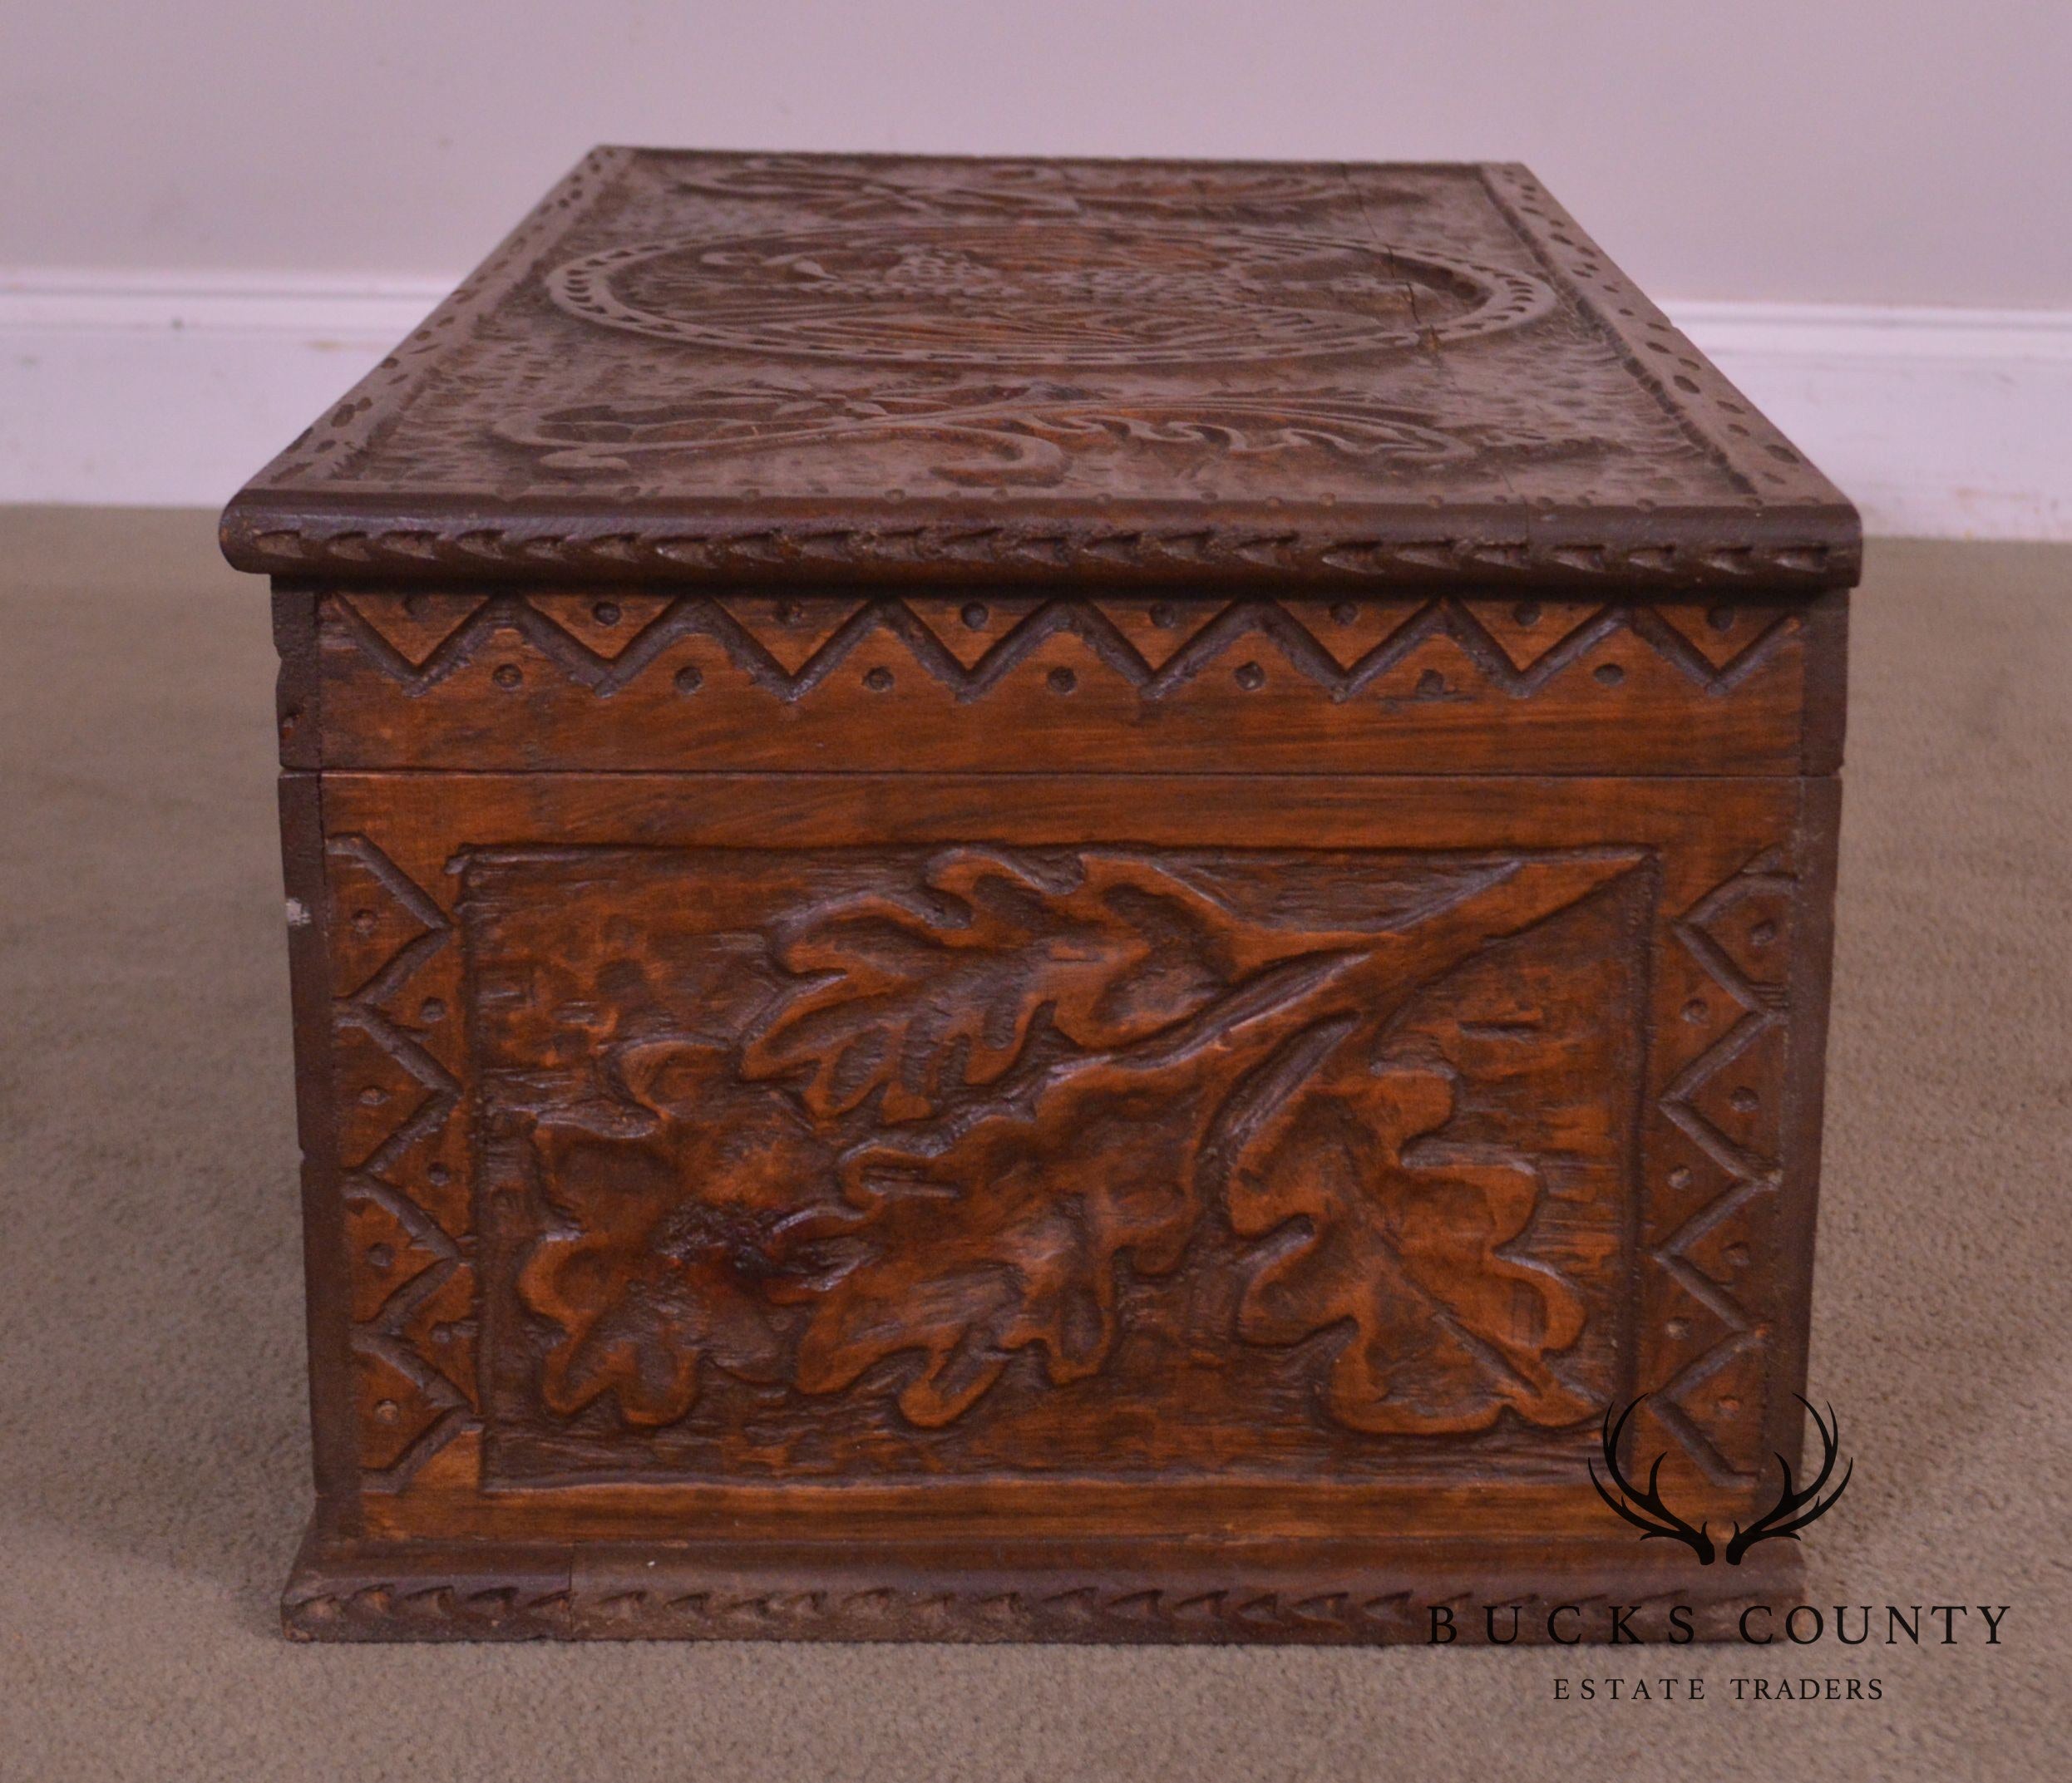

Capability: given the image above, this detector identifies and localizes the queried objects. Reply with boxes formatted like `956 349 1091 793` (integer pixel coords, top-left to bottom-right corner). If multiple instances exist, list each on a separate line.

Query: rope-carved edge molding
228 513 1855 591
284 1573 1769 1643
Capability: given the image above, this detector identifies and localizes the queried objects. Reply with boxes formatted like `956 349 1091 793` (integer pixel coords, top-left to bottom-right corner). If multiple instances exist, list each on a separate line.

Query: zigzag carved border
1645 847 1795 1485
329 590 1798 704
328 835 478 1485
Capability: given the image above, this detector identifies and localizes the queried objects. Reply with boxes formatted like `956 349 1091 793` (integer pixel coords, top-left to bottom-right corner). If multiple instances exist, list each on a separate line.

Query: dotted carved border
328 589 1803 705
326 836 478 1485
1642 848 1798 1484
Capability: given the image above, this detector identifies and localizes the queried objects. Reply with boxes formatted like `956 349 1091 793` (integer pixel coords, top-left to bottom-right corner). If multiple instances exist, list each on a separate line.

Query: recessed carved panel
463 844 1650 1484
313 772 1815 1507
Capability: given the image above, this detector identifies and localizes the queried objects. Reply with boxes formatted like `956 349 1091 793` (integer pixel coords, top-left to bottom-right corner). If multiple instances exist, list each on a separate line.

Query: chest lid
220 149 1858 597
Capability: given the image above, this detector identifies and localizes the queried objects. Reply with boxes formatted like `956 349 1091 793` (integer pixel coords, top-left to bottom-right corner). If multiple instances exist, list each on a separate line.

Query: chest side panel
306 771 1829 1546
251 150 1856 1642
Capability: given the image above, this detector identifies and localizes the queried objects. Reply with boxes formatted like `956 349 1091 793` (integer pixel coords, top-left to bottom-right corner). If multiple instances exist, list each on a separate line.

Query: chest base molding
285 1520 1803 1646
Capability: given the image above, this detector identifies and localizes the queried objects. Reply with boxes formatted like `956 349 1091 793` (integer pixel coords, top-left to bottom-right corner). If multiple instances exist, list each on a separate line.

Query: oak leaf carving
1226 1048 1591 1435
777 1057 1216 1426
516 1042 850 1426
512 848 1632 1440
741 849 1301 1124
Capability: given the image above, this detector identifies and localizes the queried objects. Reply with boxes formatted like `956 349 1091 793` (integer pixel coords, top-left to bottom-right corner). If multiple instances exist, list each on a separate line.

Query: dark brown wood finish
222 151 1856 597
226 150 1856 1643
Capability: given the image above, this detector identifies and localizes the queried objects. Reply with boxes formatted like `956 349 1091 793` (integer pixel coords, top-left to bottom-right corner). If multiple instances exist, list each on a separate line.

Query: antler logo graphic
1591 1397 1717 1563
1722 1398 1854 1564
1590 1395 1852 1566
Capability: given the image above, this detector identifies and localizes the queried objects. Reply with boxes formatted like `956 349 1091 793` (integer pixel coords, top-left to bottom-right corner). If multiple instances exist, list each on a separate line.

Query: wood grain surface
308 589 1838 775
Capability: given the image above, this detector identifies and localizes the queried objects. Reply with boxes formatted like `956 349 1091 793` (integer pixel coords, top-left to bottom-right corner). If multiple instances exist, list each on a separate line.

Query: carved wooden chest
222 150 1857 1643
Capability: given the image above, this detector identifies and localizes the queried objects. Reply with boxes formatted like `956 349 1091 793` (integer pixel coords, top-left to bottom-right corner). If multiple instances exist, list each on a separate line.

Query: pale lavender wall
6 0 2066 305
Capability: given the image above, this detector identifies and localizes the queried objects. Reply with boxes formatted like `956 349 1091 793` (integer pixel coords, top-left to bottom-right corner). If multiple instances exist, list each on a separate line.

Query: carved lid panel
222 150 1858 594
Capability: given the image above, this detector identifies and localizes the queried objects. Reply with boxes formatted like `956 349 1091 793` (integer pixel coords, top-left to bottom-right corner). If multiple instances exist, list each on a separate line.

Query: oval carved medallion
545 222 1553 367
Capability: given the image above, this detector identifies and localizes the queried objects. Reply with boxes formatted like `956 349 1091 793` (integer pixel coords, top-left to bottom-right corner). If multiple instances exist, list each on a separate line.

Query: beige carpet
1 509 2065 1781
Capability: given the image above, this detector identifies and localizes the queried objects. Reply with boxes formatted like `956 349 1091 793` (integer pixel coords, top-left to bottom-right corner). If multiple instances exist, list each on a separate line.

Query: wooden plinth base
284 1519 1802 1645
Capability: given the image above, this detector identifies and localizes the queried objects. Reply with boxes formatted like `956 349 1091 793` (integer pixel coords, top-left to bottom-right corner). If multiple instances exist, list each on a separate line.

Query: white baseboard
1668 301 2071 541
3 272 2068 538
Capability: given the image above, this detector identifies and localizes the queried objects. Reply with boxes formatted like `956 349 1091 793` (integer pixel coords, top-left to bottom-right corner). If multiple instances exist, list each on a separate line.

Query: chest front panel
292 643 1834 1559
